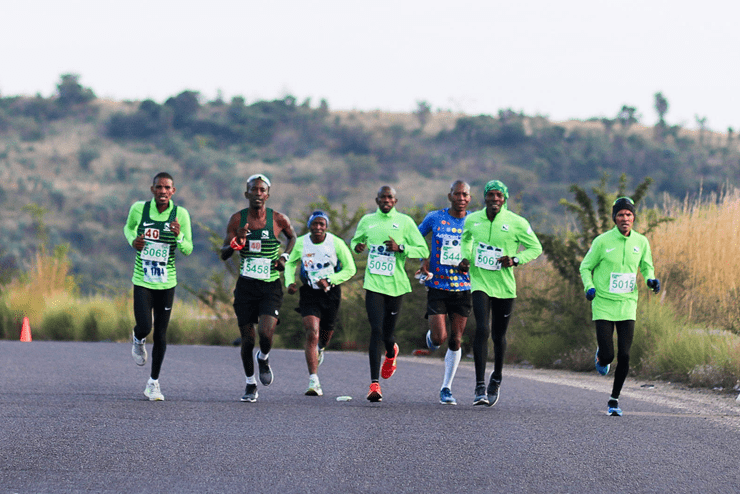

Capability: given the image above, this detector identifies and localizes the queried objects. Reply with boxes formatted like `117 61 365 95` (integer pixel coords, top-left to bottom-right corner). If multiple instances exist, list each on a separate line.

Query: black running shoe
473 384 489 406
486 377 501 407
256 354 273 386
241 383 258 403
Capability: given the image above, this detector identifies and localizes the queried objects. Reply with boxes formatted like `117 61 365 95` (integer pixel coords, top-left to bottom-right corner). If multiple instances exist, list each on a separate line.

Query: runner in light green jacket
579 196 660 416
458 180 542 407
350 185 429 402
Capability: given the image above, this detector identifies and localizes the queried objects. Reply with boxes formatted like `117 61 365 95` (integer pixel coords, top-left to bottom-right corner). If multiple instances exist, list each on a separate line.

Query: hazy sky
2 0 738 131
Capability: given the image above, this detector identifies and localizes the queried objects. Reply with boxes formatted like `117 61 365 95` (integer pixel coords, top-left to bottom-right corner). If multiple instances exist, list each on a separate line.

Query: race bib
140 241 169 263
248 240 262 253
609 273 636 294
440 240 462 266
242 257 271 280
368 244 395 277
474 242 502 271
142 261 168 284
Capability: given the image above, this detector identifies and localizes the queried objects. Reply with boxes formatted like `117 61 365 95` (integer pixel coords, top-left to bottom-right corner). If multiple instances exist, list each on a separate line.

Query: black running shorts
426 287 472 318
233 277 283 327
297 283 341 331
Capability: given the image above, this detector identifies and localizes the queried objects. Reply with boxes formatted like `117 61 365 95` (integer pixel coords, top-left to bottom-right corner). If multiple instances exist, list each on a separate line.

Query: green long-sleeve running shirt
460 208 542 298
351 207 430 296
579 226 655 321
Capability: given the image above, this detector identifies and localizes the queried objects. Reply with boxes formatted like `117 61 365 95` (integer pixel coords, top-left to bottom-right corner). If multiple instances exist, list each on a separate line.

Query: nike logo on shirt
606 248 615 253
143 222 155 226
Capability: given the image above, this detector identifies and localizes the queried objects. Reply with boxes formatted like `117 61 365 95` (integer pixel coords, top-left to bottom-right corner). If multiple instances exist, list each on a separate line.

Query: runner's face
615 210 634 235
448 184 471 213
376 188 397 213
309 217 327 241
245 179 270 209
150 178 175 208
485 190 506 215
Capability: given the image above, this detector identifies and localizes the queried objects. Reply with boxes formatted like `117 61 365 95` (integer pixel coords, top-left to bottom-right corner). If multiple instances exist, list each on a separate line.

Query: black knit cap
612 197 635 222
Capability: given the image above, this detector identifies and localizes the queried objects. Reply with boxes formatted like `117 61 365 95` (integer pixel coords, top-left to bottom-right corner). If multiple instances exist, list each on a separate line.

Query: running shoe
132 332 147 366
426 330 440 351
366 382 382 402
305 376 323 396
486 377 501 407
241 383 258 403
595 347 610 376
256 352 273 386
317 346 325 367
473 384 489 406
440 387 457 405
381 343 399 379
608 398 622 416
144 380 164 401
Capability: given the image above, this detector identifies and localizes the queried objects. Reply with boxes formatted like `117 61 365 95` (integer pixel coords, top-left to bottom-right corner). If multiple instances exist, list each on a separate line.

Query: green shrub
40 308 77 341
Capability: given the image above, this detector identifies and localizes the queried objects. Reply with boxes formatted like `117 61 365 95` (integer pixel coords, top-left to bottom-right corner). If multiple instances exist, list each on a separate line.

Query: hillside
1 82 738 297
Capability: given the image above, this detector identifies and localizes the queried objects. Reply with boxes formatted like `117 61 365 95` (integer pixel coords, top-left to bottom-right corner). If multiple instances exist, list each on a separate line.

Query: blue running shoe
595 347 610 376
473 384 489 406
426 330 440 351
440 387 457 405
608 398 622 416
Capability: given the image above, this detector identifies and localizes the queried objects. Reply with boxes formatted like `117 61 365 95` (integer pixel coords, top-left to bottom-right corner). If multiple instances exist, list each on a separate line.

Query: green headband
484 180 508 199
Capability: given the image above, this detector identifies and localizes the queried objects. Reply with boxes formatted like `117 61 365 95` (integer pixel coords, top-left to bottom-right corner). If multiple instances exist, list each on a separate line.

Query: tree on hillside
617 105 639 131
653 92 669 142
56 74 95 107
414 100 432 129
165 90 200 128
538 174 667 287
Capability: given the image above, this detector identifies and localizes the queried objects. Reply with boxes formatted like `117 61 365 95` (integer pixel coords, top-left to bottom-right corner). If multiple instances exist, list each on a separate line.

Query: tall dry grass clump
650 188 740 331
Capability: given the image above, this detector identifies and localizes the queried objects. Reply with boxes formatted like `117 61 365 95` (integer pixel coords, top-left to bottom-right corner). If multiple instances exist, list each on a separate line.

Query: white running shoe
305 375 323 396
144 379 164 401
132 332 147 366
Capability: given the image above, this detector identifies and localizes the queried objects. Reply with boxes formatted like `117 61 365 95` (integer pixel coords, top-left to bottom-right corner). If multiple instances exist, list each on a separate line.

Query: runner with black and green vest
579 196 660 416
221 174 296 403
124 172 193 401
284 210 356 397
351 185 429 402
459 180 542 407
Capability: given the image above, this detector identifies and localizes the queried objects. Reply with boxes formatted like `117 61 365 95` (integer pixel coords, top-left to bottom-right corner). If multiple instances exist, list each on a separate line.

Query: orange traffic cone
20 317 32 342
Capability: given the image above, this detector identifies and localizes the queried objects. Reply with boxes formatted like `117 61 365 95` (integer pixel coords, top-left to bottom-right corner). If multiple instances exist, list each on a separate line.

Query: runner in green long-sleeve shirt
350 185 430 402
123 172 193 401
284 210 356 397
579 196 660 417
459 180 542 407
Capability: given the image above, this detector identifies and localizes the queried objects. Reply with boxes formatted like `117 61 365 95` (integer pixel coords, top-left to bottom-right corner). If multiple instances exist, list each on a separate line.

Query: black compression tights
133 285 175 380
365 290 403 381
595 320 635 399
472 292 514 384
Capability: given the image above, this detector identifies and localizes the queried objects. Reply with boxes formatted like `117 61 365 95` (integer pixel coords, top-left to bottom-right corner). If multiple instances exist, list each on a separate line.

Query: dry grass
650 188 740 330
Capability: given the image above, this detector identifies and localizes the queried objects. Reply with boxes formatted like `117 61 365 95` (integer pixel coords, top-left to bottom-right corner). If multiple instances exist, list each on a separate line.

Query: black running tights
133 285 175 380
595 319 635 399
472 292 514 384
365 290 403 381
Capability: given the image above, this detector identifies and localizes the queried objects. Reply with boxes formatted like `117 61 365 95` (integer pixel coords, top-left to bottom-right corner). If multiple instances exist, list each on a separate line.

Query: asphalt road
2 340 739 493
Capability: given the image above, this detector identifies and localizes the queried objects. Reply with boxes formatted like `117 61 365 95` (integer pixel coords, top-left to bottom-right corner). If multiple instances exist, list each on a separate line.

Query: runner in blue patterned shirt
417 180 472 405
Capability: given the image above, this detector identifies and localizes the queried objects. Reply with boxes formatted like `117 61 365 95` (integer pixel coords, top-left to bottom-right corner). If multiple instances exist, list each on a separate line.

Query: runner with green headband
580 196 660 416
459 179 542 406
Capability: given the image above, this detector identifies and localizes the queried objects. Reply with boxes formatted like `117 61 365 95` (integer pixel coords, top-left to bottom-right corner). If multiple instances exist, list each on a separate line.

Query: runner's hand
458 259 470 273
132 234 145 251
354 243 366 254
288 283 298 295
647 279 661 293
586 288 596 301
170 218 180 237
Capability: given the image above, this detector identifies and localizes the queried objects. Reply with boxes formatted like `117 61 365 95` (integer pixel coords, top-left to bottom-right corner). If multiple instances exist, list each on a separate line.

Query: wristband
281 252 290 261
230 237 244 251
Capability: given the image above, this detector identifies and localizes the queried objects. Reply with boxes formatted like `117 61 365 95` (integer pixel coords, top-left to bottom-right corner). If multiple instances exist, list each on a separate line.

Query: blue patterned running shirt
418 208 470 291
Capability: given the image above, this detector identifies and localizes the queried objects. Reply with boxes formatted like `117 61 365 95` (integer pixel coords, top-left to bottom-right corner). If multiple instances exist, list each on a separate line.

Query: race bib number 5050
368 244 395 277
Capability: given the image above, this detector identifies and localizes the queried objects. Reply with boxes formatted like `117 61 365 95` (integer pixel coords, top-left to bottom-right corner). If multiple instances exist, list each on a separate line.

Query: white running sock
257 350 269 361
147 377 158 384
309 373 318 381
246 375 257 385
441 348 462 389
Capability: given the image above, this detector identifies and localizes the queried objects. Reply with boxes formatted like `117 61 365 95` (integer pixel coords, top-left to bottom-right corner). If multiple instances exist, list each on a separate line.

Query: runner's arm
175 207 194 256
283 236 304 287
328 234 357 286
123 202 145 247
513 220 542 265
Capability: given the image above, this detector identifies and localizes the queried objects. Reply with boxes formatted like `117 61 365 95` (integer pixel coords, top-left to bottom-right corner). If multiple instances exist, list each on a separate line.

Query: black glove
647 279 661 294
